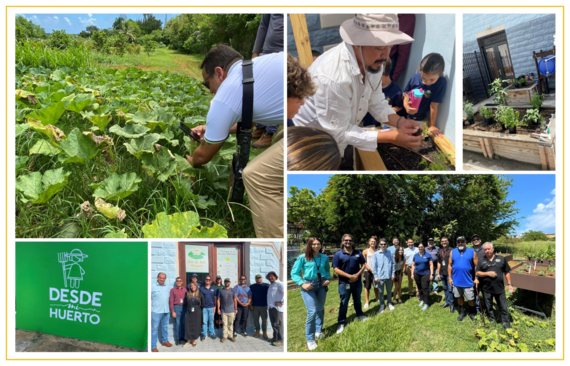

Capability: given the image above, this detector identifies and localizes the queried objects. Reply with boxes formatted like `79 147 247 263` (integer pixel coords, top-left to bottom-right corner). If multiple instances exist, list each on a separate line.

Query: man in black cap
186 273 202 291
425 238 440 294
471 234 485 314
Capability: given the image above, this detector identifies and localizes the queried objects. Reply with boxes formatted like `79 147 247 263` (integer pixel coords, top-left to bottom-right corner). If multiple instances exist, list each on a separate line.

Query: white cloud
64 17 72 26
78 16 97 26
44 15 59 24
53 16 59 20
31 15 38 21
524 190 556 233
88 13 92 17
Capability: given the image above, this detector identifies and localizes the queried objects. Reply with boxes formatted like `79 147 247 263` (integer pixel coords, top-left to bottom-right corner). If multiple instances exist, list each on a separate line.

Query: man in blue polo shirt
151 272 172 352
199 275 217 341
448 236 478 322
250 274 270 339
332 234 368 334
425 238 440 294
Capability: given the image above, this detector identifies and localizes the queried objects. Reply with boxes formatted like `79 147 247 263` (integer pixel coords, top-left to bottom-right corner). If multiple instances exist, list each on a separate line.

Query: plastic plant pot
508 126 516 134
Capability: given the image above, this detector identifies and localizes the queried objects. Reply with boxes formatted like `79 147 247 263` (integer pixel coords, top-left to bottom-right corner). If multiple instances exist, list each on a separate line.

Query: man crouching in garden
187 45 284 238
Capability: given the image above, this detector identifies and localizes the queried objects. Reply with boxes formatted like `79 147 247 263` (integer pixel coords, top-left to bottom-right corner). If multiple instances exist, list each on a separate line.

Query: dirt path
16 329 143 352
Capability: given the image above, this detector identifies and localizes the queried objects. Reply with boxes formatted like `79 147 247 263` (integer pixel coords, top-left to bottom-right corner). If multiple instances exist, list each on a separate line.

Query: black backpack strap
241 60 254 130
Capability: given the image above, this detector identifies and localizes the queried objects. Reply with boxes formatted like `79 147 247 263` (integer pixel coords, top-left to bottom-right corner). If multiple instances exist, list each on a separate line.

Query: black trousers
482 291 510 327
233 306 249 333
414 273 430 305
269 307 283 341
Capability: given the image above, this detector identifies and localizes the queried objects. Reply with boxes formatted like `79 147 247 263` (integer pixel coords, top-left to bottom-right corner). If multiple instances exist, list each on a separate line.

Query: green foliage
16 15 47 41
288 175 520 244
463 102 474 119
523 230 547 241
479 105 487 118
136 14 163 35
141 211 227 238
488 78 510 105
522 108 543 125
16 41 96 69
496 107 525 129
48 30 73 50
142 36 159 57
163 14 262 58
104 228 128 238
91 172 142 201
532 93 545 110
16 168 71 204
420 151 452 171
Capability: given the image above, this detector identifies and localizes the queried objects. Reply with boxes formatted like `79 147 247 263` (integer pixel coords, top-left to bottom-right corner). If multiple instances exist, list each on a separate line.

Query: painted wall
250 245 281 283
287 14 456 145
463 14 556 87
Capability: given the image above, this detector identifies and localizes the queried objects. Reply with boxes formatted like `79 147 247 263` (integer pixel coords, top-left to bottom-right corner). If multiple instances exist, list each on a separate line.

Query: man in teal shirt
151 273 173 352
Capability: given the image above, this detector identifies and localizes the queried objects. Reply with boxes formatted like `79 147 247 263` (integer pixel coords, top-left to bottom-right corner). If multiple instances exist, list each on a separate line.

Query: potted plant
488 78 510 105
532 93 545 111
479 105 488 124
522 108 543 125
420 126 430 141
464 102 474 125
498 107 524 134
494 106 508 130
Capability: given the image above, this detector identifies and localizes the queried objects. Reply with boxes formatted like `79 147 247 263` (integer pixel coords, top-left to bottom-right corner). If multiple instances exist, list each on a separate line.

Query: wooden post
479 138 488 158
538 145 548 170
483 138 494 159
289 14 314 68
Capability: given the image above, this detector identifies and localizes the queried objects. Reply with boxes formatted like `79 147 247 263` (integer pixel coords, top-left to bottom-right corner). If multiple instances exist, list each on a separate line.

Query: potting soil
377 139 455 171
463 108 555 135
512 262 555 278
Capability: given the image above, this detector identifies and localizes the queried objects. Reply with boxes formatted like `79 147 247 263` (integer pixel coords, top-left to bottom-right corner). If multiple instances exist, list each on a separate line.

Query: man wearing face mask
448 236 478 322
292 14 421 170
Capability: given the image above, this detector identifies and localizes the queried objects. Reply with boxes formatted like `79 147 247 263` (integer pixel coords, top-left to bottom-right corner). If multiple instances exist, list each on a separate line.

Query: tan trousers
222 312 236 338
243 130 284 238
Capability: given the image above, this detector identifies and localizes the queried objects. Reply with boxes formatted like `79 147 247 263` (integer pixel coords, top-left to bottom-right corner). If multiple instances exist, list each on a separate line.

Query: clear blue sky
18 13 182 34
287 174 556 235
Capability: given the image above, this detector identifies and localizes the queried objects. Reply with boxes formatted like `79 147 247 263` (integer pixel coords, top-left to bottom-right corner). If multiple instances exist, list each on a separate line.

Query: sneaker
421 304 429 311
233 332 237 338
356 315 368 321
378 305 385 314
418 301 424 307
271 340 283 346
336 324 345 334
307 341 318 351
363 303 369 309
200 335 205 341
388 304 395 311
229 337 236 342
315 332 325 340
242 331 248 338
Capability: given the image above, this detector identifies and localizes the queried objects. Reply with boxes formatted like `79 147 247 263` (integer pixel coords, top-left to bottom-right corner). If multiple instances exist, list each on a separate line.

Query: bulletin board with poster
178 243 244 288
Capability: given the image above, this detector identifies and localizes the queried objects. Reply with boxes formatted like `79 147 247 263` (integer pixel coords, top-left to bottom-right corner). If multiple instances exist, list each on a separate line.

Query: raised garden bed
506 262 555 295
356 132 455 171
463 112 555 170
505 83 538 105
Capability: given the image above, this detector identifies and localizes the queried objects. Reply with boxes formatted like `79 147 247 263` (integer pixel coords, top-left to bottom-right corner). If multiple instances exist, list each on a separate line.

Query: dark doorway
479 31 514 81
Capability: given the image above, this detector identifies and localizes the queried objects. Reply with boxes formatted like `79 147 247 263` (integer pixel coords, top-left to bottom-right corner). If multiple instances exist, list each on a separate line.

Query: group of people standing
291 234 514 351
151 271 284 351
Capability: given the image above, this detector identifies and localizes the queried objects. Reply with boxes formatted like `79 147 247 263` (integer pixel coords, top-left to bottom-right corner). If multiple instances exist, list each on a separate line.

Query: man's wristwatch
508 284 513 286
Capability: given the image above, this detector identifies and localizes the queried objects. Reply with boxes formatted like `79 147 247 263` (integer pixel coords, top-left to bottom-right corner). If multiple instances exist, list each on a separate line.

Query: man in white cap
292 14 421 169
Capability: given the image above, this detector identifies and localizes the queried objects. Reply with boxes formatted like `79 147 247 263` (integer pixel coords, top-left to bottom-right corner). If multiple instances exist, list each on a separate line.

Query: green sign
185 245 209 273
16 242 148 350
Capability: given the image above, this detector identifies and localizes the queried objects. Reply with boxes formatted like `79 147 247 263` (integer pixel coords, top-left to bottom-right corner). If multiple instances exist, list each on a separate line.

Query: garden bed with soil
464 108 555 134
507 262 555 295
377 137 455 171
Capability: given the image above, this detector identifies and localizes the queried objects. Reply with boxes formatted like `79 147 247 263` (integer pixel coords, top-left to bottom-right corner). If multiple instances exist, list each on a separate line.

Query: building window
479 31 514 80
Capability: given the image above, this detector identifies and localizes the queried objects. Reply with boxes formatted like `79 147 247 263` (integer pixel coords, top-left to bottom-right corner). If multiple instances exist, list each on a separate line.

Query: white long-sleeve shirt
267 280 284 312
292 42 397 156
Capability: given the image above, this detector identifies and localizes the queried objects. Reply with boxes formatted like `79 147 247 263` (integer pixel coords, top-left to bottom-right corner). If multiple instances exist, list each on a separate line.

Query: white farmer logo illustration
188 248 206 260
49 249 103 325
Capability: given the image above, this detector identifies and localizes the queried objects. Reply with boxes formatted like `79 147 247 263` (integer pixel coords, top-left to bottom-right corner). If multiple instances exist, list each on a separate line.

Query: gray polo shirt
217 287 237 314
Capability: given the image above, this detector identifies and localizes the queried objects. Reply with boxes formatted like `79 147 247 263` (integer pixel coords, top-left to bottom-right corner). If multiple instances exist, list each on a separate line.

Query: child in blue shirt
400 53 447 138
362 58 403 127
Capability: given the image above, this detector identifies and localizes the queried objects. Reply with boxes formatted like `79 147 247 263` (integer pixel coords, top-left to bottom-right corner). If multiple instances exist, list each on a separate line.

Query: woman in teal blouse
291 237 330 351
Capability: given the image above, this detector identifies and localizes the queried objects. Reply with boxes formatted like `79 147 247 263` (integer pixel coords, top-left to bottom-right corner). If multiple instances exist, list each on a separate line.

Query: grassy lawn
287 280 556 352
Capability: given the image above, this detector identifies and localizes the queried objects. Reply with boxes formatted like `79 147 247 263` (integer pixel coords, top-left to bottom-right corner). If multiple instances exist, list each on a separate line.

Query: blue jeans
338 280 363 324
257 124 278 134
151 312 169 349
440 274 454 306
375 278 393 307
300 280 327 342
173 305 184 342
202 307 215 336
431 268 440 293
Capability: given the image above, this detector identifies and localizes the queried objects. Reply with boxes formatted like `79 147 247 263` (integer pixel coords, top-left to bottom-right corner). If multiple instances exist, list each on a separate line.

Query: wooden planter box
463 127 555 170
507 263 555 295
506 83 538 105
356 133 455 171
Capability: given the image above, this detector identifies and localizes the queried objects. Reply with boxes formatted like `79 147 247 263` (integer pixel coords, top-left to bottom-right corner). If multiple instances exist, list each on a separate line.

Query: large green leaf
200 155 231 191
15 89 38 105
91 172 142 201
218 135 237 159
15 123 30 137
64 94 96 113
58 128 101 164
80 110 112 131
109 123 150 138
140 148 177 182
171 180 216 209
104 228 128 238
29 139 62 156
16 168 71 204
15 156 29 175
142 211 200 238
188 224 228 238
124 133 161 158
94 198 126 221
158 129 179 147
26 101 66 126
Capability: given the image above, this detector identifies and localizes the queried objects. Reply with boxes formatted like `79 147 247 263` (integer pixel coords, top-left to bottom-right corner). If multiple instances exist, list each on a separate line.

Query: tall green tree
16 15 46 41
137 14 162 35
522 230 547 241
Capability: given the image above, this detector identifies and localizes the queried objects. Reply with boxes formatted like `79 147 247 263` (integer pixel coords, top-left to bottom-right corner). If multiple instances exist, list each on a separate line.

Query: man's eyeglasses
343 239 353 242
202 72 215 89
379 244 386 246
205 279 211 281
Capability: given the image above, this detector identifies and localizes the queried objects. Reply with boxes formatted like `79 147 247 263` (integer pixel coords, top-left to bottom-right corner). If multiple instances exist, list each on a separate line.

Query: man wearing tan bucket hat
292 14 421 169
